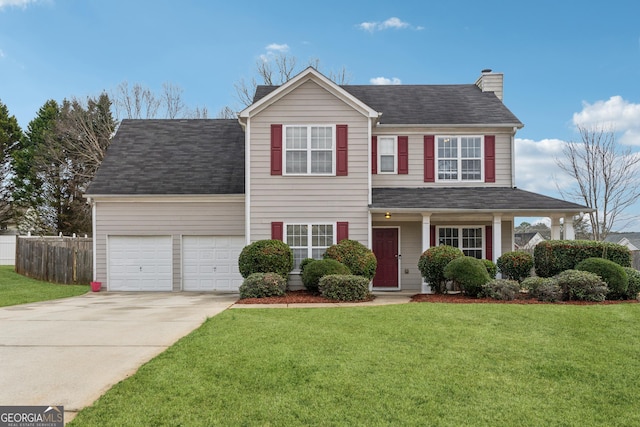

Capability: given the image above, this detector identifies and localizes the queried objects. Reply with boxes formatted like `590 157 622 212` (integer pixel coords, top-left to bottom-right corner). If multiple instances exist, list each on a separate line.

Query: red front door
372 228 399 288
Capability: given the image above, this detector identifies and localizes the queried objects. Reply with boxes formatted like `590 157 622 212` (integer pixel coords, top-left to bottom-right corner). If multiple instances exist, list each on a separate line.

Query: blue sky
2 0 640 230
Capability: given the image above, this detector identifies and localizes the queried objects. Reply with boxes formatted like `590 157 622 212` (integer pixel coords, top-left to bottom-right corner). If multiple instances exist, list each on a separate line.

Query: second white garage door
108 236 173 291
182 236 244 291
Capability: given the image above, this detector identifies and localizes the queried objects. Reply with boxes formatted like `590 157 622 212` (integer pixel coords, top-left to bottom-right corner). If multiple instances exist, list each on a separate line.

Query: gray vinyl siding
94 199 244 291
372 130 513 188
249 80 370 244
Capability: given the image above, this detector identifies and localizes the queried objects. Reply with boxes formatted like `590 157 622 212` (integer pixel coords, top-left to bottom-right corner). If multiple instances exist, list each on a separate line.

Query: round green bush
238 239 294 279
443 256 491 297
299 258 315 274
418 245 464 294
575 257 628 300
319 274 371 301
481 279 520 300
554 269 608 302
301 258 351 293
497 251 534 282
522 276 550 294
324 239 377 280
239 273 287 299
623 268 640 300
482 259 497 279
533 278 562 302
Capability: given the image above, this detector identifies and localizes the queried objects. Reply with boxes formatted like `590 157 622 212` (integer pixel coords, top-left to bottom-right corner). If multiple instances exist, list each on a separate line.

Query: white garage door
108 236 173 291
183 236 244 291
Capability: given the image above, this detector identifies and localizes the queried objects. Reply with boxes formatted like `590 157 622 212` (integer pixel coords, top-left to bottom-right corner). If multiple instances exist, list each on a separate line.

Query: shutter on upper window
424 135 435 182
270 124 283 176
371 136 378 174
336 125 348 176
484 135 495 183
398 136 409 174
337 222 349 242
485 225 493 261
271 222 284 241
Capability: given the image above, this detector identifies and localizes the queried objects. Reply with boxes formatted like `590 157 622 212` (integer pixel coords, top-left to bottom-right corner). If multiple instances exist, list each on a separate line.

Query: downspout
511 126 517 187
239 116 251 245
89 197 97 282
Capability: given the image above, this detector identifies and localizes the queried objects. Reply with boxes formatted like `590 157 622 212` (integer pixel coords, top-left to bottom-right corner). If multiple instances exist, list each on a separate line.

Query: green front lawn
70 303 640 426
0 265 88 307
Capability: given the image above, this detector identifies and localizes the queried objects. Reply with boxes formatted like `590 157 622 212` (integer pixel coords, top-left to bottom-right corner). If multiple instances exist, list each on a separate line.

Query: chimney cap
481 68 492 74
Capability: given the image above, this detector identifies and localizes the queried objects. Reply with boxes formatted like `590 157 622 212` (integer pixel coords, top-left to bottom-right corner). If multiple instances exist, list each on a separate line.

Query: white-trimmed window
438 226 483 259
284 125 335 175
378 136 397 173
286 223 335 270
436 136 482 181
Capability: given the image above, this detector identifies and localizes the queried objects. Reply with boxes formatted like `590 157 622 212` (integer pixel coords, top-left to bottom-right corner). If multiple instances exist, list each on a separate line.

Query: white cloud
265 43 289 53
357 17 422 32
370 77 402 85
514 138 573 194
572 96 640 145
0 49 4 58
0 0 42 9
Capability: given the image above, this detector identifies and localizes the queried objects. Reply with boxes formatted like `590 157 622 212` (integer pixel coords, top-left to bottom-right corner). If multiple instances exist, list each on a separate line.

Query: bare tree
112 81 205 121
162 82 185 119
216 106 236 119
556 125 640 240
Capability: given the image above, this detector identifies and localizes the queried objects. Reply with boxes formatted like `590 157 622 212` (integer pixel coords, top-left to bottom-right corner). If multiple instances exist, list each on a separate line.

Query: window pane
311 127 332 149
461 159 481 180
380 155 395 172
286 225 308 247
311 151 332 173
292 248 307 269
438 228 458 247
379 138 395 154
438 137 457 158
461 137 481 158
286 127 307 149
438 160 458 180
286 151 307 174
312 224 333 247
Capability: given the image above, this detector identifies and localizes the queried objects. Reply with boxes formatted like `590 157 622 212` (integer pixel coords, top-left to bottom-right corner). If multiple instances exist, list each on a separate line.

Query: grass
69 303 640 426
0 265 88 307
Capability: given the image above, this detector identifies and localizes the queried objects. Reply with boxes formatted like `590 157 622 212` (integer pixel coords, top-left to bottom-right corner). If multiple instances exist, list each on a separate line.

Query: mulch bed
410 292 639 305
235 290 375 304
235 290 638 305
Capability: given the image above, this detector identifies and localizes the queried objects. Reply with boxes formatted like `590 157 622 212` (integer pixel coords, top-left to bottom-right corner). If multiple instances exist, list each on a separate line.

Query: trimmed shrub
534 240 631 278
324 239 377 280
522 276 550 294
418 245 464 294
575 257 628 300
554 269 608 302
481 279 521 301
444 256 491 297
299 258 315 274
497 251 534 282
319 274 371 301
533 279 563 302
482 259 497 279
301 258 351 293
239 273 287 299
623 267 640 300
238 240 294 279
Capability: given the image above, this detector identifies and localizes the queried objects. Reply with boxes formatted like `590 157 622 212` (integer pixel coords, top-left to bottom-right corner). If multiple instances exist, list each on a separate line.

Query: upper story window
284 125 334 175
436 136 482 181
378 136 397 174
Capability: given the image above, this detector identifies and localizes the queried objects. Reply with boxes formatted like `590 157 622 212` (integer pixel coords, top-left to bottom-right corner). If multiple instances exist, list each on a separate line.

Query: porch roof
370 187 590 215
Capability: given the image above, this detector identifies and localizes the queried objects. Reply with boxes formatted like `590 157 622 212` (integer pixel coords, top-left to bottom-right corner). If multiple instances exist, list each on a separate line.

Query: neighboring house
514 232 546 250
604 232 640 252
85 67 589 292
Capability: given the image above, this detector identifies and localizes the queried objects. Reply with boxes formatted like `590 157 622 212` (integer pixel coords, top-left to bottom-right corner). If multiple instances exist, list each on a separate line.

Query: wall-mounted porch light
385 212 391 219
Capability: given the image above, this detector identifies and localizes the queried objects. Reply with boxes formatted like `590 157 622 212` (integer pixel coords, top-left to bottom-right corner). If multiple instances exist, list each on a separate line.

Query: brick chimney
475 69 504 101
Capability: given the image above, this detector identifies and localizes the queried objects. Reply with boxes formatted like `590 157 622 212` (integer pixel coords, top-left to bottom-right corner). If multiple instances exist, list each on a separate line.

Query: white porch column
492 215 502 263
564 216 575 240
550 216 562 240
421 213 431 293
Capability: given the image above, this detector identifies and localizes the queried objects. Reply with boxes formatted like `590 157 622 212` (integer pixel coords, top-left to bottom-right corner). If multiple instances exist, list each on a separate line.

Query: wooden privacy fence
15 236 93 285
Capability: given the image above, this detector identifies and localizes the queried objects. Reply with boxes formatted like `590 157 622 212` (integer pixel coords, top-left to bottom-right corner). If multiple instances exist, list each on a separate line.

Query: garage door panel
108 236 172 291
183 236 244 291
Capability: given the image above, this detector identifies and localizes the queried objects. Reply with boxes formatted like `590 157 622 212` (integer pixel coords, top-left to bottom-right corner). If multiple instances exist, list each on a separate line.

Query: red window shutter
371 136 378 174
398 136 409 174
485 225 493 261
336 125 348 176
484 135 495 183
271 222 284 241
271 124 283 176
424 135 435 182
430 225 436 247
337 222 349 242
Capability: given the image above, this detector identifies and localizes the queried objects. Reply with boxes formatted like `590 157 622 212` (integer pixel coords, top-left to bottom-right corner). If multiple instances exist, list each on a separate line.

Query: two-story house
86 67 588 292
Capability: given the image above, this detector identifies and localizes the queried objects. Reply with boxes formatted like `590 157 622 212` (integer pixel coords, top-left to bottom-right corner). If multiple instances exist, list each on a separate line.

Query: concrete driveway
0 291 238 423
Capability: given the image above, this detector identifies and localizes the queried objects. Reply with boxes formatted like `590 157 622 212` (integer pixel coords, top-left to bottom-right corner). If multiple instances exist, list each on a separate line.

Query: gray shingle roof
86 119 244 195
253 84 522 126
371 187 589 212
